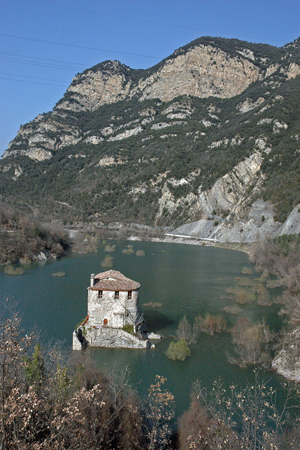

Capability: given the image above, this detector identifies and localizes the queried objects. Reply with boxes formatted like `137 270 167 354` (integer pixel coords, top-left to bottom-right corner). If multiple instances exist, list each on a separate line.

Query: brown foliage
183 373 300 450
0 303 145 450
230 317 273 368
0 305 180 450
195 314 227 335
0 202 69 265
143 375 175 450
178 396 211 450
250 237 300 327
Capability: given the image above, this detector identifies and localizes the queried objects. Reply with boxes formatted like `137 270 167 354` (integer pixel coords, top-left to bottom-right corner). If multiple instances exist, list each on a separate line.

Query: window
115 291 119 299
128 291 132 300
103 318 108 326
98 290 103 299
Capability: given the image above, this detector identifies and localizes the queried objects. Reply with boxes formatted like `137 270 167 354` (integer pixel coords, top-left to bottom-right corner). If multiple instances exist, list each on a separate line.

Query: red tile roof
90 269 140 291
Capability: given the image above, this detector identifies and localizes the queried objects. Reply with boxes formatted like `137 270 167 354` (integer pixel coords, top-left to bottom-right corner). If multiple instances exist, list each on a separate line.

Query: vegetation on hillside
1 37 299 226
0 202 70 265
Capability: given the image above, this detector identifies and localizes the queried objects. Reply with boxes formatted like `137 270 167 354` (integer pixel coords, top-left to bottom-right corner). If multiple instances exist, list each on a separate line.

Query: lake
0 240 286 418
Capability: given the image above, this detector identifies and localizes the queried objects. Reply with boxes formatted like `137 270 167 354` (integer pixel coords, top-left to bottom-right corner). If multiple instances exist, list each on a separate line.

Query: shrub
230 317 273 367
241 266 253 275
226 286 256 304
4 265 25 276
104 244 116 252
196 314 227 335
175 315 198 344
101 255 114 267
166 340 191 361
122 245 134 254
122 324 134 335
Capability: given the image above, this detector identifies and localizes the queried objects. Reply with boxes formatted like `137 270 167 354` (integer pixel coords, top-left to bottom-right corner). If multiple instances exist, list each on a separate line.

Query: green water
0 240 285 418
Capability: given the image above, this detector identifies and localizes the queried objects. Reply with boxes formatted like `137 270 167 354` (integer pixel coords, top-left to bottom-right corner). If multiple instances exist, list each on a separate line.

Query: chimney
90 273 95 287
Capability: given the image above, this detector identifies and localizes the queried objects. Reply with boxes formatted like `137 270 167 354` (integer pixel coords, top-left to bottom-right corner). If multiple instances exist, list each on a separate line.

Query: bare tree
143 375 175 450
188 371 300 450
176 315 198 344
230 317 273 368
0 299 32 450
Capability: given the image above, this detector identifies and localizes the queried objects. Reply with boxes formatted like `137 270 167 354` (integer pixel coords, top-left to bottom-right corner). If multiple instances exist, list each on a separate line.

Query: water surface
0 240 285 417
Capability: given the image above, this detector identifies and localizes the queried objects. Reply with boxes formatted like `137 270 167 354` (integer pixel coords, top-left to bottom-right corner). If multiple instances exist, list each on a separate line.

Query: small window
98 290 103 299
128 291 132 300
115 291 119 299
103 318 108 326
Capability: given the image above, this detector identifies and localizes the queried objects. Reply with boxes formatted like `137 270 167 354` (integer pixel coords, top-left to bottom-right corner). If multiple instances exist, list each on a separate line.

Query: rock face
172 150 285 243
57 44 260 113
72 328 149 350
199 151 264 217
3 112 81 161
272 328 300 382
57 61 132 112
1 38 266 159
1 36 300 241
133 45 259 102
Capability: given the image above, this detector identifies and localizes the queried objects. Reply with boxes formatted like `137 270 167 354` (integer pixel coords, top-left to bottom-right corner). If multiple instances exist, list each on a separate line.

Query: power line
0 33 161 60
26 0 286 45
0 56 82 71
0 76 68 87
0 51 88 68
0 72 68 83
26 0 201 32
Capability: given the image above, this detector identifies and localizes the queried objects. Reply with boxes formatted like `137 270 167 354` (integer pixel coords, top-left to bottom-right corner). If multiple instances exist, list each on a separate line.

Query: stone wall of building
87 288 139 328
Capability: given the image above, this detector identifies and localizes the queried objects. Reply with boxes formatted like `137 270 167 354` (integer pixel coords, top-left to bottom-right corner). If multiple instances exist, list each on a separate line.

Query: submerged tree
195 313 227 335
166 340 191 361
230 317 274 368
176 315 198 344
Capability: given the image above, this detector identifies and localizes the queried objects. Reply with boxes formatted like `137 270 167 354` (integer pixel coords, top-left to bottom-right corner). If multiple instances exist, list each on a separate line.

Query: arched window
103 318 108 326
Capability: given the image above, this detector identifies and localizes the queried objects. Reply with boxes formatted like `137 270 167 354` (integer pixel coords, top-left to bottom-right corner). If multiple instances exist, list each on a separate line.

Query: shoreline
127 234 253 256
1 217 256 266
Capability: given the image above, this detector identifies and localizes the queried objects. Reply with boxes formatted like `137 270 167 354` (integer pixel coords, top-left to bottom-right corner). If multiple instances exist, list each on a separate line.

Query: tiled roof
90 269 140 291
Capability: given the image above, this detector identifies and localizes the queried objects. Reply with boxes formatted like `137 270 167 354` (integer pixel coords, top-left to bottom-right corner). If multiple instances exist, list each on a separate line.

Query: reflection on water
0 240 285 418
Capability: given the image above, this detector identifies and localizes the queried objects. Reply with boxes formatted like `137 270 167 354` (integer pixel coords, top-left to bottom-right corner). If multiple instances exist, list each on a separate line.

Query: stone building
88 269 140 330
73 269 153 350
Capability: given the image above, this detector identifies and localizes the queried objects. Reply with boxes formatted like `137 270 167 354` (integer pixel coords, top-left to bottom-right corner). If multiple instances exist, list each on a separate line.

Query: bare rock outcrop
57 44 261 113
172 149 300 243
272 327 300 382
72 328 150 350
57 61 132 112
133 45 260 102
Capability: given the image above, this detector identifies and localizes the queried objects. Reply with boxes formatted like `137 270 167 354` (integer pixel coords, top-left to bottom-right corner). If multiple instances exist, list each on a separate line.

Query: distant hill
1 36 300 243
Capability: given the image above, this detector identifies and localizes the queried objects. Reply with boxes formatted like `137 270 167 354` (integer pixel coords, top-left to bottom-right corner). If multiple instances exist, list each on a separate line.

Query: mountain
1 36 300 242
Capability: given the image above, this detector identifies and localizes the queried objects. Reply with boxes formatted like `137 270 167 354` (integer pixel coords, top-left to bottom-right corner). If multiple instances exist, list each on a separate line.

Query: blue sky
0 0 299 156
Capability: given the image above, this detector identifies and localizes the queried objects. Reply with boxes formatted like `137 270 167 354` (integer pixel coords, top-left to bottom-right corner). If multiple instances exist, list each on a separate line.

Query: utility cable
0 51 87 68
0 33 160 60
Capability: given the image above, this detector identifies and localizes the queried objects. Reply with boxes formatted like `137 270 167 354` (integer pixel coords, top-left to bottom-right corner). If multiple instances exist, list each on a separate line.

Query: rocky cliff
1 36 300 243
